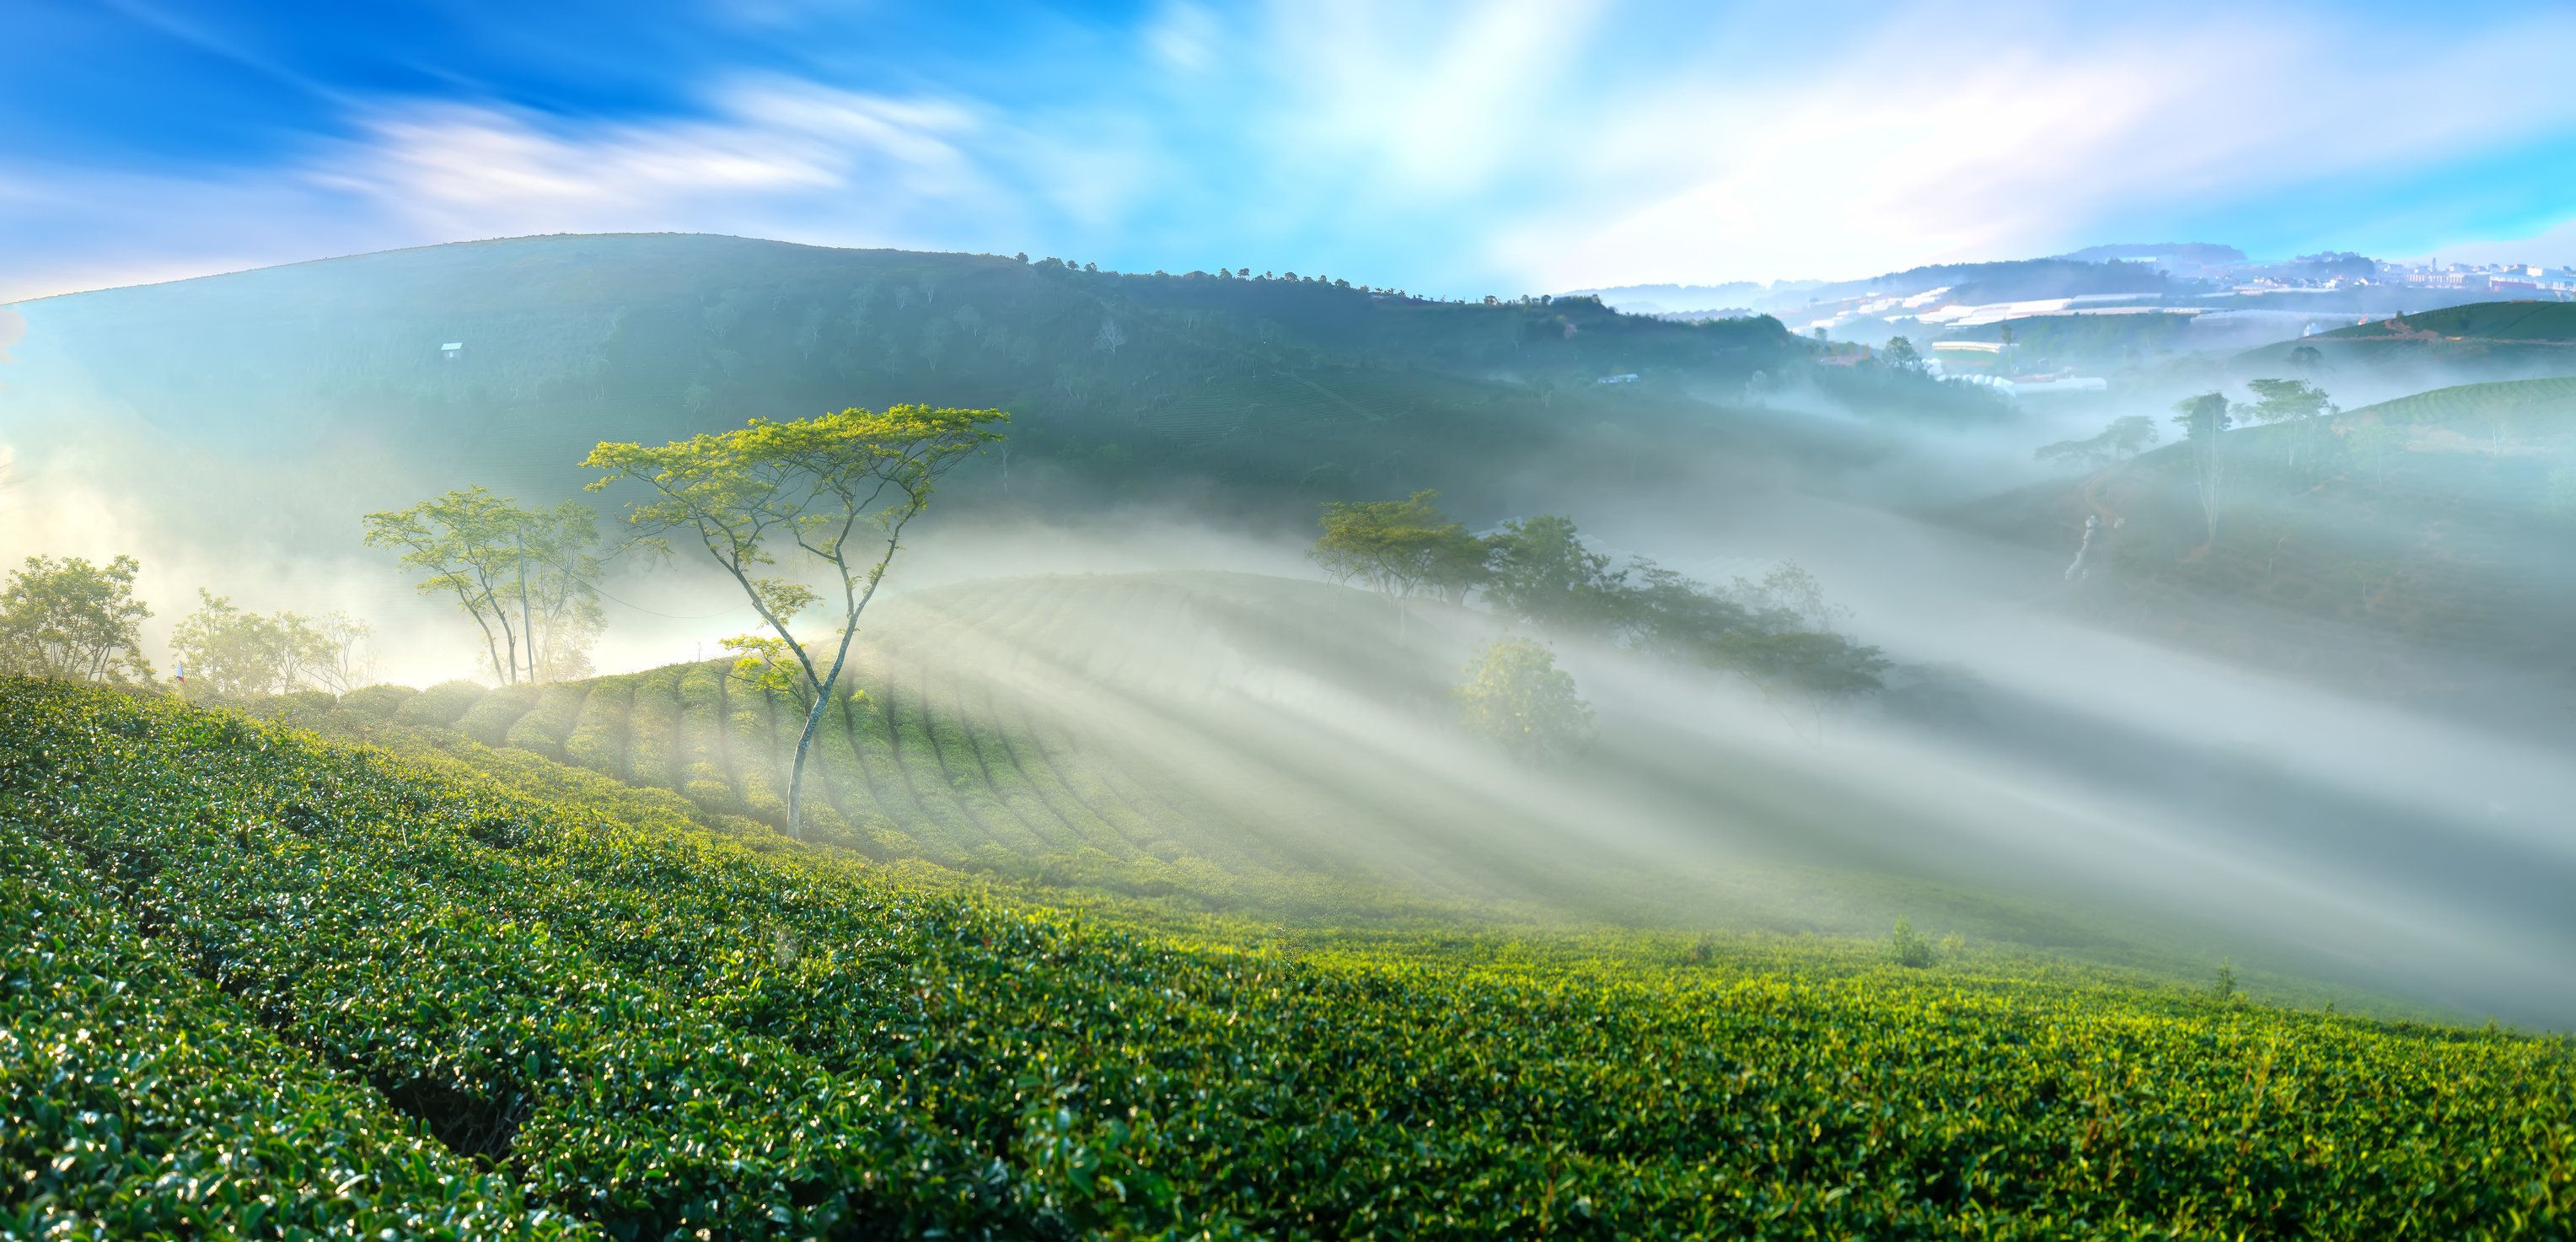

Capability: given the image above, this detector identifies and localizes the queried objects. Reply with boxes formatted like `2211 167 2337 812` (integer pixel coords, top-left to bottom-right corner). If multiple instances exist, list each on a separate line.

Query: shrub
337 682 420 719
397 678 490 727
1889 917 1936 968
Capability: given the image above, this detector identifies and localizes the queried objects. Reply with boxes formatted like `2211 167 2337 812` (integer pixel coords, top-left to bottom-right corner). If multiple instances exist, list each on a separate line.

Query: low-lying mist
8 339 2573 1028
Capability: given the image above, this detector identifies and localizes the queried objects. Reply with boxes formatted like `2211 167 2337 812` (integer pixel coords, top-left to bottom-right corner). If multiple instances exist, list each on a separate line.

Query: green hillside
2316 300 2576 342
9 676 2573 1238
2336 375 2576 426
2234 300 2576 391
198 568 2576 1035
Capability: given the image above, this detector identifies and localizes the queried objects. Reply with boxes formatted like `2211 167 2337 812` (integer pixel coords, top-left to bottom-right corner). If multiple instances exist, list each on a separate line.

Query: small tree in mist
1456 637 1593 761
585 405 1006 840
0 554 152 685
2241 378 2336 474
2542 468 2576 524
1888 918 1935 968
2348 421 2409 487
1311 490 1488 632
2034 415 2160 471
363 488 603 685
2171 392 2234 544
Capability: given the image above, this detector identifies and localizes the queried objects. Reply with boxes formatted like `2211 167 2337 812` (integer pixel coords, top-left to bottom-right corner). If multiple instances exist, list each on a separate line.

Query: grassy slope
2313 301 2576 342
8 675 2572 1239
232 571 2516 1026
2234 300 2576 390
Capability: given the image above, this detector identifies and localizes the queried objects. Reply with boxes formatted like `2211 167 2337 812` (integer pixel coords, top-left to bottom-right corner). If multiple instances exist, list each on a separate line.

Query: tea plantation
6 676 2573 1239
259 573 1521 919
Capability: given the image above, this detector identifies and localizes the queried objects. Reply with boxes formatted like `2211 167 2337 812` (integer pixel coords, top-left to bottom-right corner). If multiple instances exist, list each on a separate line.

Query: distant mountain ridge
1571 244 2251 315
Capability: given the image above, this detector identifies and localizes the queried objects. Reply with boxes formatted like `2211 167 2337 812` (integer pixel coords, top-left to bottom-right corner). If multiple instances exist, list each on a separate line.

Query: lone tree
1310 490 1488 632
2241 378 2336 473
585 404 1006 839
1455 637 1592 761
2171 391 2235 545
0 554 153 684
363 488 602 684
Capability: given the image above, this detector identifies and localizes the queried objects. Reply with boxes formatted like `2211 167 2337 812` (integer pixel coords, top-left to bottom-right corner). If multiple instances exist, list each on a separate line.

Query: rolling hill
2233 299 2576 393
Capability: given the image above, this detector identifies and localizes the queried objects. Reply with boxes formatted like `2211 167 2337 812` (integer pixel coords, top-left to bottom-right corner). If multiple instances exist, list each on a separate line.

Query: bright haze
6 0 2576 303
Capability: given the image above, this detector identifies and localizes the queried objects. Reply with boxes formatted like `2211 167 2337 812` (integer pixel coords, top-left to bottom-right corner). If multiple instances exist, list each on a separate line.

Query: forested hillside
2 234 1867 523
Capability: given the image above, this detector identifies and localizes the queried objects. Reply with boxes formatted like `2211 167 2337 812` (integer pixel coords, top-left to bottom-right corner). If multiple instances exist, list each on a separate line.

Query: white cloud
1457 6 2576 287
13 1 2576 302
1144 2 1220 73
307 81 996 242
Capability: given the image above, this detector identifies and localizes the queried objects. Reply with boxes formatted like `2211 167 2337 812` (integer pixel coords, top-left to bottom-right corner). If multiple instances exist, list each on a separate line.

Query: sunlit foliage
1454 637 1592 759
0 553 152 685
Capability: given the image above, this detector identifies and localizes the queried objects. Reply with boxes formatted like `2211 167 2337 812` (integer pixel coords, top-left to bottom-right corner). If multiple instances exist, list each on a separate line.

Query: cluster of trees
2035 415 2160 470
0 554 375 699
0 554 153 685
1312 492 1890 750
2034 378 2339 546
170 591 372 697
362 487 604 684
2169 378 2337 542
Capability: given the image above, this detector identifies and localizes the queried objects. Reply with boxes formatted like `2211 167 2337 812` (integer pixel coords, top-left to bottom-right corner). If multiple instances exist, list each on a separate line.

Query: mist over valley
8 4 2576 1234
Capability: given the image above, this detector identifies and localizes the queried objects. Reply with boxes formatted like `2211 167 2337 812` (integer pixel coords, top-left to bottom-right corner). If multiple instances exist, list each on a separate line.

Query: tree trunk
786 689 827 841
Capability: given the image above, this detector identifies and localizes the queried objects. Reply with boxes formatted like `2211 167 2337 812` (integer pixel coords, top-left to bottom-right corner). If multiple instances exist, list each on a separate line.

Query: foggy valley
7 3 2576 1237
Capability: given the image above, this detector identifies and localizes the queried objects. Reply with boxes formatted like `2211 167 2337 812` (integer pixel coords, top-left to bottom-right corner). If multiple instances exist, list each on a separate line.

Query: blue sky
8 0 2576 302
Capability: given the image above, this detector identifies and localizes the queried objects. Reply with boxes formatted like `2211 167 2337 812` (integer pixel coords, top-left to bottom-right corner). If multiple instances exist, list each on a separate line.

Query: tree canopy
1311 490 1487 609
2034 415 2160 471
169 590 373 699
0 554 153 685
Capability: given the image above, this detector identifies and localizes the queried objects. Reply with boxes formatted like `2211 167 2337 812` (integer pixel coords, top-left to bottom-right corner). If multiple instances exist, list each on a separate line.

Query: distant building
1596 373 1639 384
441 341 464 359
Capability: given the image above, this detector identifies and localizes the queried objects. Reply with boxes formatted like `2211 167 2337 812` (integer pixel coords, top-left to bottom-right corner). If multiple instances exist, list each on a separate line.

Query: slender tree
585 405 1006 839
2171 392 2234 544
2241 378 2336 474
